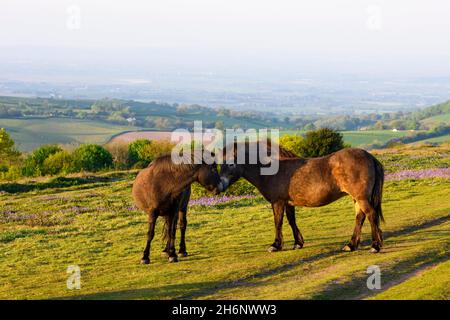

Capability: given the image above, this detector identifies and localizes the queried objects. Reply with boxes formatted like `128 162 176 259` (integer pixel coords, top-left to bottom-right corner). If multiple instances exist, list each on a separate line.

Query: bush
23 145 62 176
105 142 131 170
0 165 21 181
279 134 303 156
138 140 174 165
297 128 345 157
128 139 174 168
280 128 346 158
72 144 113 172
42 151 74 175
128 139 151 167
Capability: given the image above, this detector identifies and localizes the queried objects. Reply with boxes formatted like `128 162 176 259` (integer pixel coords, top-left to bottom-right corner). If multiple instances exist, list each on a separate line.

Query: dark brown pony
132 154 223 264
220 141 384 253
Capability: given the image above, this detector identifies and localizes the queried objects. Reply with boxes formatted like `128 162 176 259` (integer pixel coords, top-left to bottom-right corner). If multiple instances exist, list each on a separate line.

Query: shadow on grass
53 281 225 300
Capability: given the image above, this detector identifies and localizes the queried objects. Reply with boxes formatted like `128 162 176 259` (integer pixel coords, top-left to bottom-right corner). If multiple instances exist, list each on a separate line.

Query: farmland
0 118 138 151
0 144 448 300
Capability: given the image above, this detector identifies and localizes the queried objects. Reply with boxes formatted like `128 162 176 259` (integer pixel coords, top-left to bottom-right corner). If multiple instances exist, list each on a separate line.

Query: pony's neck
170 165 200 195
242 164 273 197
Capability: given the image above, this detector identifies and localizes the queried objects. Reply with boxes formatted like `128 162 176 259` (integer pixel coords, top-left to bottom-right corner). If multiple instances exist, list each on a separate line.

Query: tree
72 144 113 172
298 128 345 157
0 128 20 166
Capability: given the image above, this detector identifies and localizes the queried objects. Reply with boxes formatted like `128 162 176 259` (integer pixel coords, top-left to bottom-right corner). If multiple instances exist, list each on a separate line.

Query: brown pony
220 141 384 253
132 154 223 264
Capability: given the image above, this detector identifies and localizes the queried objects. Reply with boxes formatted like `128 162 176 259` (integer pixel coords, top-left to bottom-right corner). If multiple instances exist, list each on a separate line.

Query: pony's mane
223 140 300 160
149 153 199 175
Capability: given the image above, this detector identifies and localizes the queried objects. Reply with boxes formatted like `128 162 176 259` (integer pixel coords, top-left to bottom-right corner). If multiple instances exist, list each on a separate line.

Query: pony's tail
371 155 385 228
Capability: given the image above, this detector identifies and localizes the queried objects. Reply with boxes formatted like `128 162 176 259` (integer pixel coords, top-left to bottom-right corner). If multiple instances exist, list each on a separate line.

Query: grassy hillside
420 113 450 127
0 144 448 300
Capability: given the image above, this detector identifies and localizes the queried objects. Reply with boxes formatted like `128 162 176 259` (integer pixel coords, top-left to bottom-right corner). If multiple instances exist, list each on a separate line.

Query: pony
132 153 223 264
220 141 384 253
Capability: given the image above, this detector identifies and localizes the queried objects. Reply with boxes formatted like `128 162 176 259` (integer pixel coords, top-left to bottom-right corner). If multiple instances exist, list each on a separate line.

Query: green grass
0 171 449 299
369 260 450 300
0 118 141 151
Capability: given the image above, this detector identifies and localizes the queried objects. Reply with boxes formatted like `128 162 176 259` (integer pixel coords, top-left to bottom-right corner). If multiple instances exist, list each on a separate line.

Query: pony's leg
166 211 179 263
342 202 366 252
141 209 158 264
178 209 188 257
269 201 285 252
357 200 383 253
286 205 304 249
161 216 170 257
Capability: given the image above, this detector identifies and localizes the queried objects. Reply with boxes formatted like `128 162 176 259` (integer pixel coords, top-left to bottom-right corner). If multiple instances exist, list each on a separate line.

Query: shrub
279 134 303 156
23 145 62 176
128 139 151 166
42 151 74 175
280 128 346 158
0 165 21 181
297 128 345 157
138 140 174 165
72 144 113 172
128 139 174 168
106 142 131 170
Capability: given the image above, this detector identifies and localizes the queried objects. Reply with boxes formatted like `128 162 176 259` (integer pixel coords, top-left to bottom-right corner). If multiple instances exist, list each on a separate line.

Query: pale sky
1 0 450 76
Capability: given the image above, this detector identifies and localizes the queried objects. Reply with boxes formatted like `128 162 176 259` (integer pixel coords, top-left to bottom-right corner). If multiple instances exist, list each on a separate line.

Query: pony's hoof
293 244 303 250
168 256 178 263
342 245 354 252
161 251 169 257
140 258 150 265
178 251 188 257
268 246 280 252
370 247 380 253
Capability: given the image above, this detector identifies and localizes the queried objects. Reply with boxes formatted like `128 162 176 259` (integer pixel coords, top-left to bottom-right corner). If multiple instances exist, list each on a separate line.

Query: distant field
282 130 416 147
0 118 141 151
1 115 446 152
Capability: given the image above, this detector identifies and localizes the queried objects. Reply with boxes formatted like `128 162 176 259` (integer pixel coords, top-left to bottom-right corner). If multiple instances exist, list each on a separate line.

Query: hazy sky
1 0 450 76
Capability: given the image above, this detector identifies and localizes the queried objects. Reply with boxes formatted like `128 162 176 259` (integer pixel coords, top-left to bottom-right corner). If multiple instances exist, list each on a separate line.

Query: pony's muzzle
218 177 229 193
